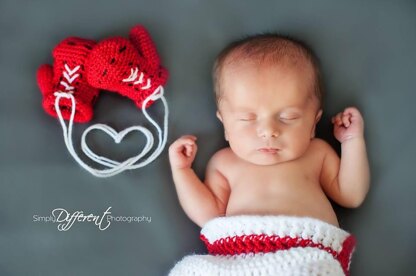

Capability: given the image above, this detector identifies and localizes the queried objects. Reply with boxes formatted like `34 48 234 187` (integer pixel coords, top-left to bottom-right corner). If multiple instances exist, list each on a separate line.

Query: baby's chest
227 158 323 193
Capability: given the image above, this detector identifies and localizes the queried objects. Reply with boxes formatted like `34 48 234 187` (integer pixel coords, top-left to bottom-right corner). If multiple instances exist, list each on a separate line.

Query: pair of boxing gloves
37 25 169 123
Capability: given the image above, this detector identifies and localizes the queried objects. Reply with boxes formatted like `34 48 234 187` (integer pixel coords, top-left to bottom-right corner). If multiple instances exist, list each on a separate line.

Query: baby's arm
169 135 230 227
320 107 370 208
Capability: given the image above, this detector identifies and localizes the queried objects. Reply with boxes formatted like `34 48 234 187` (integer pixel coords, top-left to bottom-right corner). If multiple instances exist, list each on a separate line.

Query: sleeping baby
169 34 370 276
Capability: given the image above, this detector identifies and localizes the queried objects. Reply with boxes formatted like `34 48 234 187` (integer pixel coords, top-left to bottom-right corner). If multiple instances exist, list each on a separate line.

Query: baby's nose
257 120 280 138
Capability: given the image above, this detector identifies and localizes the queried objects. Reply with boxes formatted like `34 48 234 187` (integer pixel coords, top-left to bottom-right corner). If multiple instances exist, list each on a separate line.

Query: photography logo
33 207 151 231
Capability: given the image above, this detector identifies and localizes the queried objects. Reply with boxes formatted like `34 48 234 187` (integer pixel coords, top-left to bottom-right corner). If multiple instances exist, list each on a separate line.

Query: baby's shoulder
209 147 235 163
308 138 334 155
207 147 237 169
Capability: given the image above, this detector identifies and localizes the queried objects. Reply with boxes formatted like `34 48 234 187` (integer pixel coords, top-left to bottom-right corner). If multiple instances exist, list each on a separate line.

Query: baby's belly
226 182 339 227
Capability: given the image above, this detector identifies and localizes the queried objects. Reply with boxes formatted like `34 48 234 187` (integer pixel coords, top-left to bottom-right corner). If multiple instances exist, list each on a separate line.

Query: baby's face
217 62 322 166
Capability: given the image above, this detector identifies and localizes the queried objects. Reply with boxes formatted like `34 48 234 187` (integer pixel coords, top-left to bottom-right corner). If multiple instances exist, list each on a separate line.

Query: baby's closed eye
239 117 255 121
279 114 300 121
236 113 257 121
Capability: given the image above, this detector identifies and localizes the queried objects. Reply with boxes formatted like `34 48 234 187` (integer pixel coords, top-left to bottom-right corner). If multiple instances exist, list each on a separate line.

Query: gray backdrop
1 0 415 275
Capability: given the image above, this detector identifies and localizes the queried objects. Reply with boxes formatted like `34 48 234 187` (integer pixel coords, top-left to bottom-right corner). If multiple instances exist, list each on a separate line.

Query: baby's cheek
228 127 253 149
227 123 251 136
289 132 312 157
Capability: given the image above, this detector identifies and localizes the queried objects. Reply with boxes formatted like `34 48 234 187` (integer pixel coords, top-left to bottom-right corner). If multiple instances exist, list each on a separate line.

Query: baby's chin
249 157 292 166
235 150 300 166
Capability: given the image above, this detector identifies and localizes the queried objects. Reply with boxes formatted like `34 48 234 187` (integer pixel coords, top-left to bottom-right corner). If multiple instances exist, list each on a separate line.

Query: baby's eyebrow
281 110 302 114
230 107 256 113
232 111 257 117
234 109 255 113
229 105 304 113
280 106 303 112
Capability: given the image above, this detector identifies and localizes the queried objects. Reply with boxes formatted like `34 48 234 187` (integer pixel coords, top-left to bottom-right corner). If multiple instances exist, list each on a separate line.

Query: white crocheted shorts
169 215 355 276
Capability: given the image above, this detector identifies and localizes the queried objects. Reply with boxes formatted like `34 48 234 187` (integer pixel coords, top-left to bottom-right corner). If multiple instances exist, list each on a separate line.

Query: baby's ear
216 111 228 140
216 111 223 122
311 109 323 139
315 109 323 123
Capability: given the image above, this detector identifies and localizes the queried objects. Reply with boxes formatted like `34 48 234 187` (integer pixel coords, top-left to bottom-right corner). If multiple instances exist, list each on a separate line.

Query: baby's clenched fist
169 135 198 169
331 107 365 143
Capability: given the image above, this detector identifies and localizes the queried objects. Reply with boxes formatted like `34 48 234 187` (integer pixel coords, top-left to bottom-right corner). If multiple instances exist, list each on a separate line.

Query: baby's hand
331 107 365 143
169 135 198 169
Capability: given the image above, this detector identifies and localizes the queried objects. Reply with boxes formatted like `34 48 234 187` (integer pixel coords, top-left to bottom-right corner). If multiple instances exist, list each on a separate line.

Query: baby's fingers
183 143 197 157
169 135 199 169
341 113 352 127
343 107 361 116
179 135 197 142
343 107 364 124
331 113 343 126
169 135 197 155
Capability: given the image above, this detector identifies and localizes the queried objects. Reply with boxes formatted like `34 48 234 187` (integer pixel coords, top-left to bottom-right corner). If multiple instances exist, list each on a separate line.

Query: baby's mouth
257 147 280 154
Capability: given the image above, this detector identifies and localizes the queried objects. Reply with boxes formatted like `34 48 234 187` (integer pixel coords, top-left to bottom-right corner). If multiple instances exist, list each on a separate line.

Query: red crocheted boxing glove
37 37 100 123
85 25 168 109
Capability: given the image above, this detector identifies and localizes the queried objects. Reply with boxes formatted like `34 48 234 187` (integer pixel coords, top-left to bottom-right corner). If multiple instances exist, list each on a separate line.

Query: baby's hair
213 33 323 109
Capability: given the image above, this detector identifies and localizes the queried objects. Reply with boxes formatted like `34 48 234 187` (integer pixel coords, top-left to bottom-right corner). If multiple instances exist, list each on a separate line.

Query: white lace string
53 85 168 177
